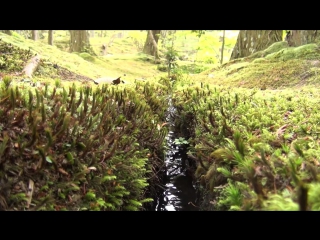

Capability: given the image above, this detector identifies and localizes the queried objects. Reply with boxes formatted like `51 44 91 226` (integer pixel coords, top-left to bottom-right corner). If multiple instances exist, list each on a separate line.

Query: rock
21 78 32 82
93 76 124 85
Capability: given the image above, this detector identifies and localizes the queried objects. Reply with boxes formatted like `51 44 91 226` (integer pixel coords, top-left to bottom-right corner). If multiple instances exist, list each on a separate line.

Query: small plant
165 46 179 78
217 182 243 210
54 78 62 88
174 137 188 145
2 75 12 89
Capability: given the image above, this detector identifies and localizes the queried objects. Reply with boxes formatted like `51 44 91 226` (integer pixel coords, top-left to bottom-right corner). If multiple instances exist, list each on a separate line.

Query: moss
264 41 289 55
265 43 319 61
79 52 95 62
252 58 267 63
249 41 289 59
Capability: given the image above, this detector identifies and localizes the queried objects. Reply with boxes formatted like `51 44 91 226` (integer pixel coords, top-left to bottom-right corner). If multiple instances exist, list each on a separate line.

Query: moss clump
265 43 319 61
249 41 289 59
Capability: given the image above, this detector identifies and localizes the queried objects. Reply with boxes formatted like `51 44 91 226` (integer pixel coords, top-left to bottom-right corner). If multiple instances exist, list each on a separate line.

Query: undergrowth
0 76 172 211
172 83 320 211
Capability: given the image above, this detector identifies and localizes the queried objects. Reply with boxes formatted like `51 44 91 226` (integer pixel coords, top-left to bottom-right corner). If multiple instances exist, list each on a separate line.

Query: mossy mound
198 42 320 90
248 41 290 59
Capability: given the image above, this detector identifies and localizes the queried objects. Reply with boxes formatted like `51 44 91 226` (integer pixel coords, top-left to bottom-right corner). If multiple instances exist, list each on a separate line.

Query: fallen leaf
26 179 34 208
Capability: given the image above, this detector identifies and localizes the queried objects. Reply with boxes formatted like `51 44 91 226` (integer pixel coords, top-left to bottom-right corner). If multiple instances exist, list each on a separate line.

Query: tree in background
143 30 161 59
230 30 283 60
285 30 320 47
48 30 54 45
69 30 90 53
220 30 225 64
31 30 39 41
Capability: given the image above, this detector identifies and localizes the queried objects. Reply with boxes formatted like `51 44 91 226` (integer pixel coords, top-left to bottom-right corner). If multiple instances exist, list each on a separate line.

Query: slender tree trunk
220 30 225 65
143 30 161 59
285 30 320 47
230 30 283 60
31 30 38 41
48 30 54 45
90 30 95 37
69 30 90 52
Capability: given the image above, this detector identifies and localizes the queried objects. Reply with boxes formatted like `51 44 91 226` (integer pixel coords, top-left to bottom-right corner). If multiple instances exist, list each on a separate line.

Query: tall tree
143 30 161 59
31 30 39 40
69 30 90 52
285 30 320 47
230 30 283 60
48 30 54 45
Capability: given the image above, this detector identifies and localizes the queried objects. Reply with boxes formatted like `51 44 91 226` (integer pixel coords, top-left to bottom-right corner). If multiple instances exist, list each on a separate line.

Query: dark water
155 98 198 211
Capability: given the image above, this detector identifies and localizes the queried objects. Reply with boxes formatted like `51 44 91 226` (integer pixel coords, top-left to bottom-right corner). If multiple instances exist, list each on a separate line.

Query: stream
154 97 198 211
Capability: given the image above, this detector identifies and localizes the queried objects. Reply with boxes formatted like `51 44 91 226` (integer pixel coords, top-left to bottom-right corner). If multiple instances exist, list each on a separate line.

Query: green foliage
54 78 62 88
263 193 299 211
172 81 320 211
0 79 172 211
1 76 12 89
174 137 189 145
217 182 243 210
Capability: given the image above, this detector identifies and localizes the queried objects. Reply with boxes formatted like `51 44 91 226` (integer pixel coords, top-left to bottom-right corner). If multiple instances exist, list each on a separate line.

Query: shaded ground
35 61 94 83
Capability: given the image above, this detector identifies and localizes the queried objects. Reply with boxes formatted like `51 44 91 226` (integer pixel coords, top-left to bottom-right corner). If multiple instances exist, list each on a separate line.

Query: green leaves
174 137 188 145
45 156 52 163
101 175 117 183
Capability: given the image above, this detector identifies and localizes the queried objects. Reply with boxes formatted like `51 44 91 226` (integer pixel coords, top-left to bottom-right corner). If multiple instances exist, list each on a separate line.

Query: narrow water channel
154 97 198 211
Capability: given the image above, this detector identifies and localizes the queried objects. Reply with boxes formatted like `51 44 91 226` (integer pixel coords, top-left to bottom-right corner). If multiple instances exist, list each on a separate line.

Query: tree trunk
31 30 38 41
22 55 41 78
0 30 12 35
285 30 320 47
143 30 161 59
90 30 95 37
48 30 54 45
230 30 283 60
69 30 90 52
220 30 225 65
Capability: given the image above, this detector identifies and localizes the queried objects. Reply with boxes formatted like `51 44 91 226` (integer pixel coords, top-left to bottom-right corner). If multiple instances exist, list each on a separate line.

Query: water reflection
155 96 198 211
